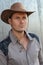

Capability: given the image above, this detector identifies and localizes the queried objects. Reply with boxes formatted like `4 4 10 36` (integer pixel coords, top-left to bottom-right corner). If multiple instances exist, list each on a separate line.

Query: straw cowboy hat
1 2 34 24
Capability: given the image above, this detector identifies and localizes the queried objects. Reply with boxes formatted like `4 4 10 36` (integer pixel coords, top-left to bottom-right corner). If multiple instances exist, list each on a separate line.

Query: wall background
0 0 43 51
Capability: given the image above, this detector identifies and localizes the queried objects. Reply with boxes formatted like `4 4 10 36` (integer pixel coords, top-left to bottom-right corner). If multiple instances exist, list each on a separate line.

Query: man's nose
20 19 24 24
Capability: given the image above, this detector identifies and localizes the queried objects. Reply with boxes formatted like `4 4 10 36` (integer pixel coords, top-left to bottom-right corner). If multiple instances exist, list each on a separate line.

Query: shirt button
19 47 24 53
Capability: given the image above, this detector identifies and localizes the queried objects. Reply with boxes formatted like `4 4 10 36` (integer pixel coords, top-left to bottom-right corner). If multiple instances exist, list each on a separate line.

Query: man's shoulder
0 36 11 45
0 36 11 56
28 33 40 43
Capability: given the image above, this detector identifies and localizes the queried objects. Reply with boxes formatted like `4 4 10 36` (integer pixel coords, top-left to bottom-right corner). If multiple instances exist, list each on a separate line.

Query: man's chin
12 28 25 33
16 30 25 33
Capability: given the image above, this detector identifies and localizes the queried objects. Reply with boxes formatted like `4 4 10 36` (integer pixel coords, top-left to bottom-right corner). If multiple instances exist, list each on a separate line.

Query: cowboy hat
1 2 34 24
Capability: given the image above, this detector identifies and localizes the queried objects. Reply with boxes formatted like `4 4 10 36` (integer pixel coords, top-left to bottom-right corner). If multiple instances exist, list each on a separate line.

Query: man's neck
12 29 25 41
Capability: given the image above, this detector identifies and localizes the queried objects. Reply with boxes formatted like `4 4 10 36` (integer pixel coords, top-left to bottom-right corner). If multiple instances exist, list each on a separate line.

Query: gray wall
0 0 43 51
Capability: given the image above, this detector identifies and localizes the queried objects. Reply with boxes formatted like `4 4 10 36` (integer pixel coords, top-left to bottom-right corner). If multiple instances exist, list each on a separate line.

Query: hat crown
10 2 26 12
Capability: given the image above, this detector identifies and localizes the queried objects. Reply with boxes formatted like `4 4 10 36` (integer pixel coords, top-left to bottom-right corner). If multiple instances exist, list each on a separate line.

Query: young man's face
8 12 28 32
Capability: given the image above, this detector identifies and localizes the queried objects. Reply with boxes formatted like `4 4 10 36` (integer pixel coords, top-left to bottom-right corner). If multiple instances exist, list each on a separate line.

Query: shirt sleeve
38 40 43 65
0 50 7 65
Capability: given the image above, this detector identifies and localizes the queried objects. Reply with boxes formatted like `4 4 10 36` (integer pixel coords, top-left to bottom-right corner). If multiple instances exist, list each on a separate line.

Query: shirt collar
25 31 33 41
9 30 33 44
9 30 18 44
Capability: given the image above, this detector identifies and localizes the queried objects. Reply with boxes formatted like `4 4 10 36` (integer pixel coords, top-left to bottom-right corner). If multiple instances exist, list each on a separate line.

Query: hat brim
1 9 34 24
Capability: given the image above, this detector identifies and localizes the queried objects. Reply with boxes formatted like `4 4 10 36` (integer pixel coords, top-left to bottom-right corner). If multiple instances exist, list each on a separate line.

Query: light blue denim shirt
7 30 43 65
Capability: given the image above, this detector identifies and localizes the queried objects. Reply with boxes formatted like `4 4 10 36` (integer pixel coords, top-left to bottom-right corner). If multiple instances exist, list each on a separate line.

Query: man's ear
8 19 11 25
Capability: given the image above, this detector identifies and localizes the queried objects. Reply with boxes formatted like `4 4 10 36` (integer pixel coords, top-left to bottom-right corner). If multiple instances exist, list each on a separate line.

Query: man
0 2 43 65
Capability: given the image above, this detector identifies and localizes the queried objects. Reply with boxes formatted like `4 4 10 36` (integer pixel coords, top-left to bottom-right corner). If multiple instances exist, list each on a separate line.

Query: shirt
7 30 43 65
0 31 43 65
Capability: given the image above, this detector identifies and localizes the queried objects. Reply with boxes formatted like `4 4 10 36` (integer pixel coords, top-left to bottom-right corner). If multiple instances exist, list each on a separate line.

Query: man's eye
23 17 27 19
16 17 20 19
